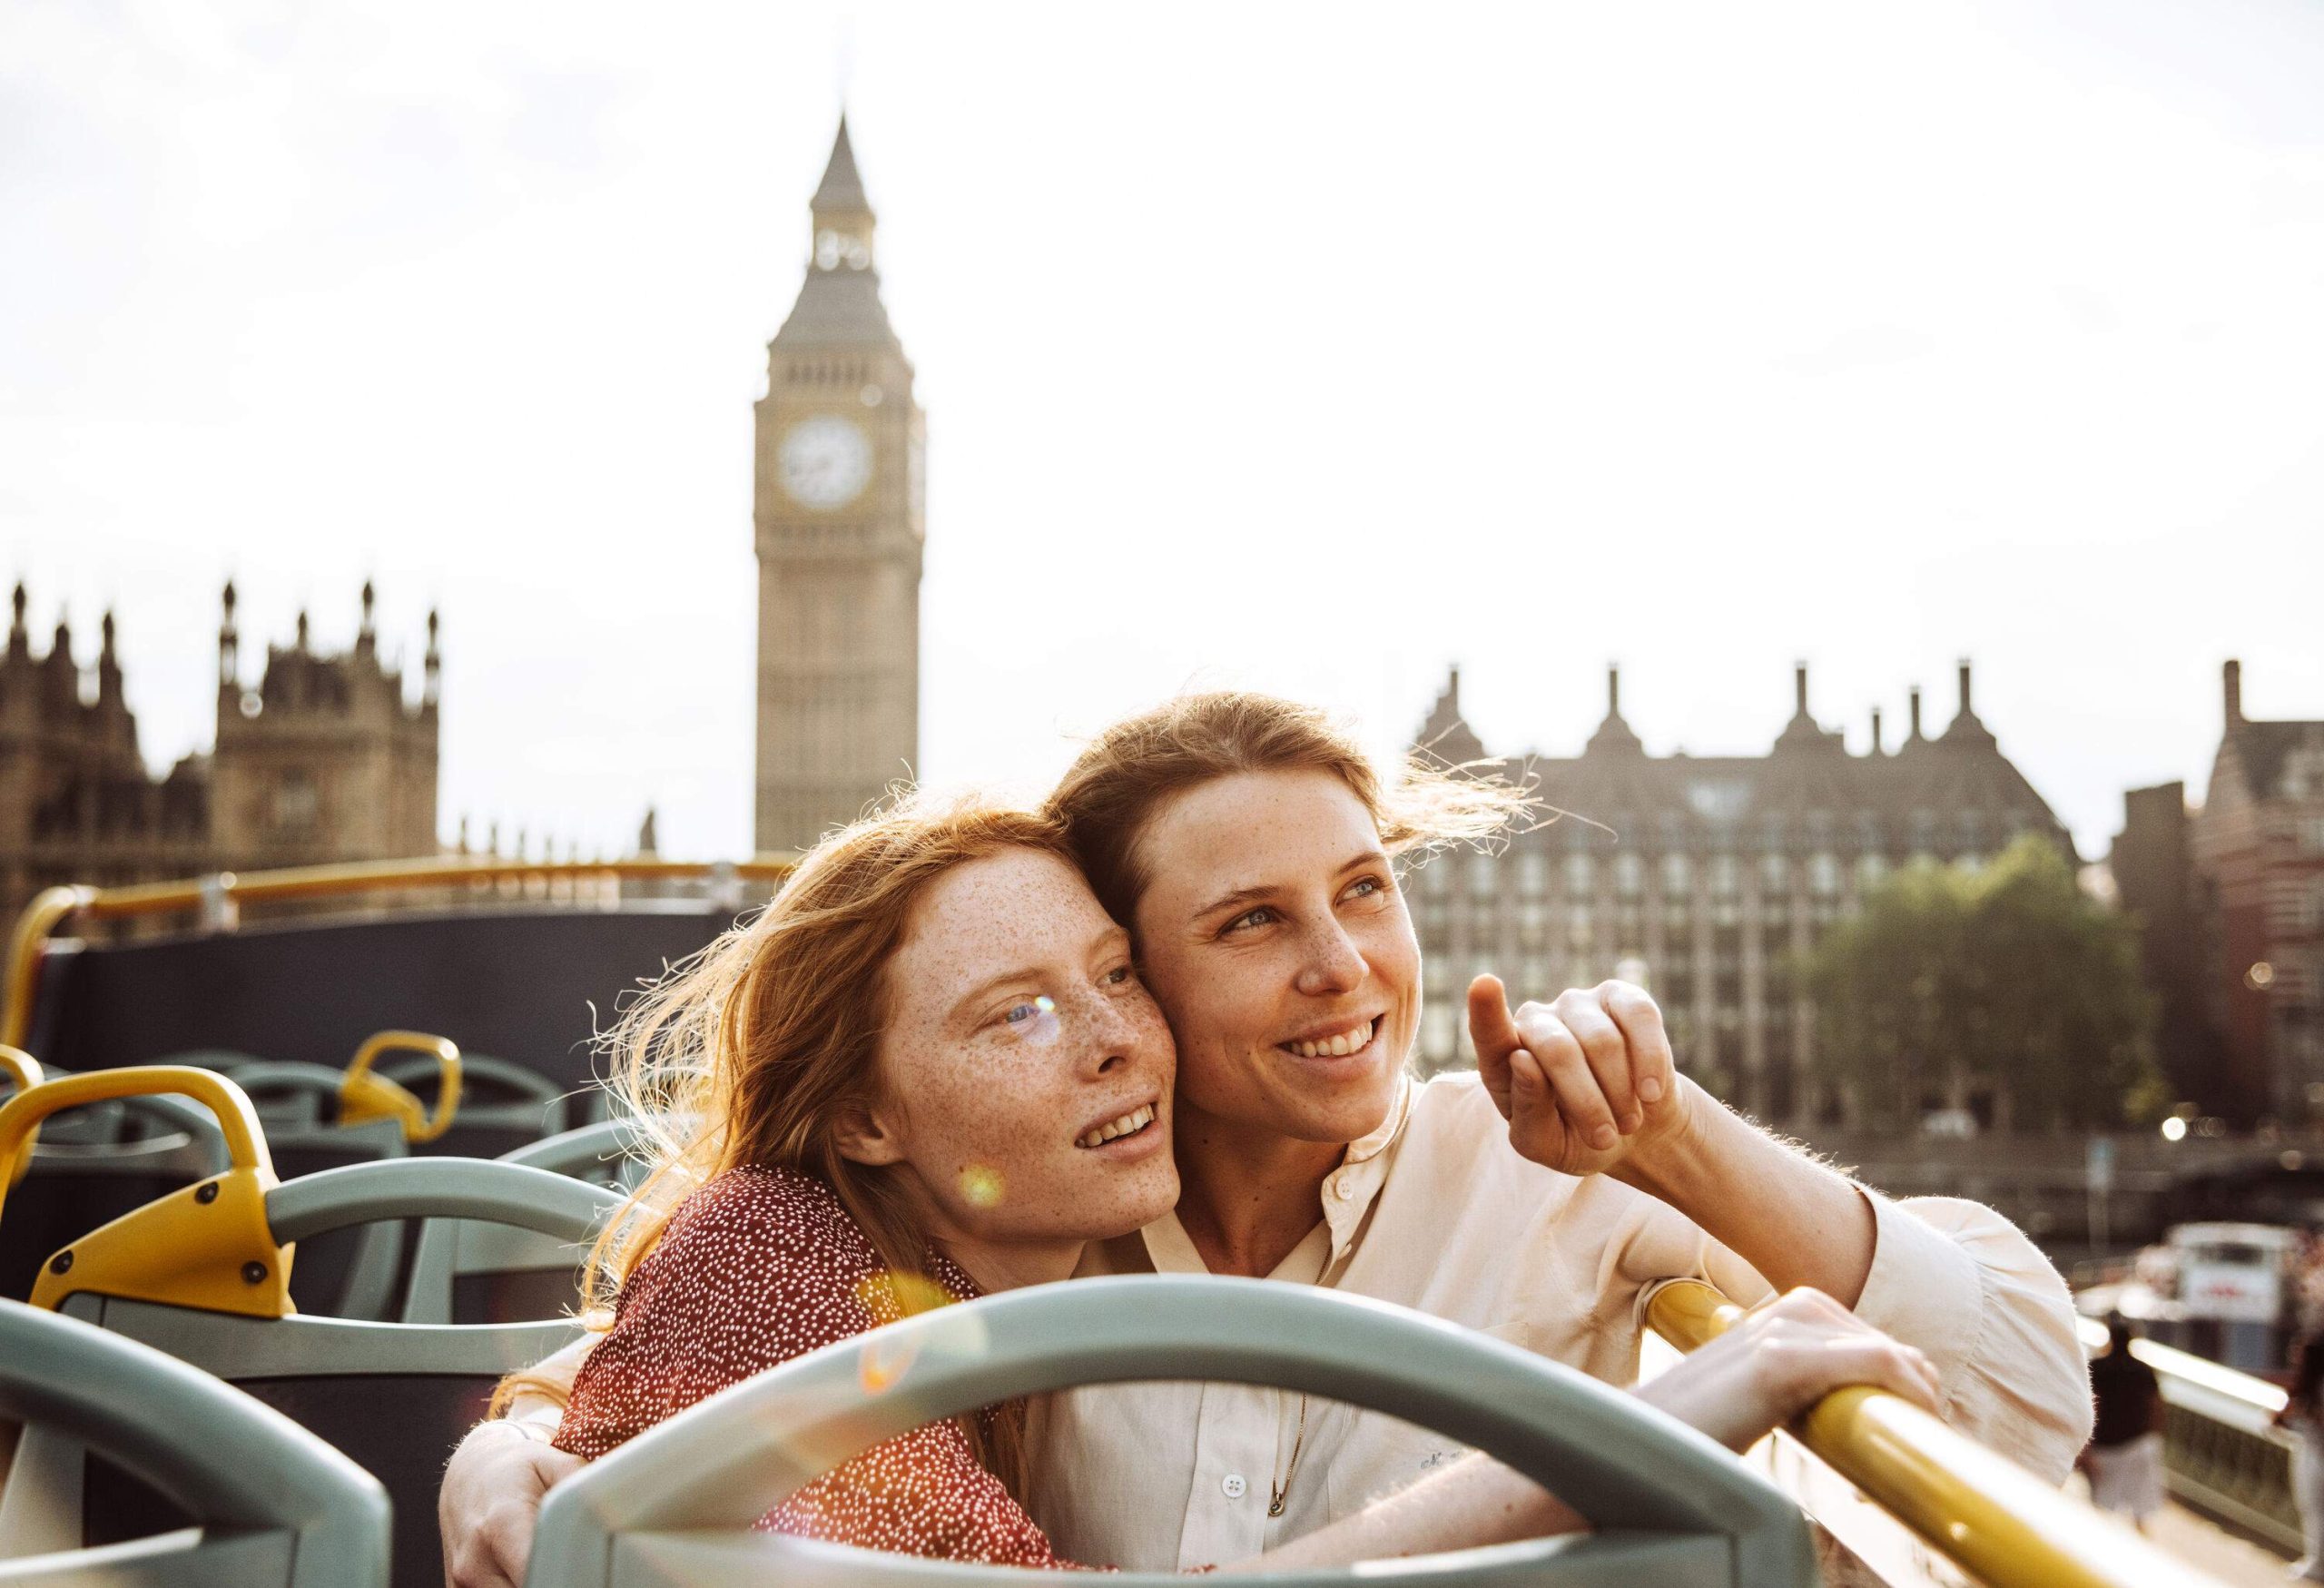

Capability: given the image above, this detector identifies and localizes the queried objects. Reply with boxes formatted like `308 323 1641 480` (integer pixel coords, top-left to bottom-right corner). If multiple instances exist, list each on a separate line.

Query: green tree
1803 836 2158 1131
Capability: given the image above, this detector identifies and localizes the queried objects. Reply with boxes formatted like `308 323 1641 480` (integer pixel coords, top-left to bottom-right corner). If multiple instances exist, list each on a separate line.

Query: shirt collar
1135 1072 1418 1277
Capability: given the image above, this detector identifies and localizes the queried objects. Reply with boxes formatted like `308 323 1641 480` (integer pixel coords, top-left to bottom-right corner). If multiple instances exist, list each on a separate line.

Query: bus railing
2 856 799 1050
1648 1280 2219 1588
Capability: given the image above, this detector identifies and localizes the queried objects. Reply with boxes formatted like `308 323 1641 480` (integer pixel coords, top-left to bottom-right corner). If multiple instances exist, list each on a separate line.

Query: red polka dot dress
556 1164 1076 1568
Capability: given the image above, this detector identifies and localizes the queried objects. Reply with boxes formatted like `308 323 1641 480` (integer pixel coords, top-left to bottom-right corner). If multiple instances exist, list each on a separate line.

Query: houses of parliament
0 581 439 925
3 118 923 925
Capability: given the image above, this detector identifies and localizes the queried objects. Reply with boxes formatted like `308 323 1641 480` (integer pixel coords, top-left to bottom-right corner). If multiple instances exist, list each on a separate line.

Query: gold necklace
1269 1393 1310 1518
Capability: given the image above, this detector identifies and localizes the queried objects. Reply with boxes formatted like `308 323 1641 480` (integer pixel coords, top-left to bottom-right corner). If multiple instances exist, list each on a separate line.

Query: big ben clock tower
753 117 925 853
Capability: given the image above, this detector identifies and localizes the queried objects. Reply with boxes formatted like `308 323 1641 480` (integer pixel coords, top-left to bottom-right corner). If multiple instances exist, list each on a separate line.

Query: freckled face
1132 771 1419 1146
872 848 1179 1244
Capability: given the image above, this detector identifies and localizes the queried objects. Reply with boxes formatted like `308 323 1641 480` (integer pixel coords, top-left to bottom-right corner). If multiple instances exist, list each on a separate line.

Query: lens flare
1002 994 1060 1045
858 1329 921 1393
856 1269 956 1322
960 1164 1004 1208
850 1269 994 1394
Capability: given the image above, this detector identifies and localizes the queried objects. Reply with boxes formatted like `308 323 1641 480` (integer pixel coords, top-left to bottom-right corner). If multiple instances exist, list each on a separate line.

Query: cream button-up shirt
1029 1073 2093 1572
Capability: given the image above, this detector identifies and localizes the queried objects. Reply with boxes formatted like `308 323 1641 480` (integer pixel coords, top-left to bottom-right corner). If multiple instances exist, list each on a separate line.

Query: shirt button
1221 1474 1248 1499
1332 1176 1354 1201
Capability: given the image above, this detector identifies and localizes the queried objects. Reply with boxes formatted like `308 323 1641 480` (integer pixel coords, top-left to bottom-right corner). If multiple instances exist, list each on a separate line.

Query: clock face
779 415 872 509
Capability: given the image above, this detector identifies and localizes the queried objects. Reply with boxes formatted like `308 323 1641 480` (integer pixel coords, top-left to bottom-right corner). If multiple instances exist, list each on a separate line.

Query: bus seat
400 1118 645 1326
528 1275 1818 1588
0 1068 230 1304
222 1060 417 1321
379 1052 563 1159
0 1297 389 1586
5 1139 617 1588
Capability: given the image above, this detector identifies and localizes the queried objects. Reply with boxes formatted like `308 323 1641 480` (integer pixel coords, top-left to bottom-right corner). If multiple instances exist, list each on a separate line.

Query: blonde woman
445 695 2090 1582
469 792 1936 1581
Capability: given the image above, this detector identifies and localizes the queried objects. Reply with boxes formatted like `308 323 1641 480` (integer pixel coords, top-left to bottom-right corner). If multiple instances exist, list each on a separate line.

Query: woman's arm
1222 1288 1937 1573
440 1336 592 1588
1468 977 2095 1482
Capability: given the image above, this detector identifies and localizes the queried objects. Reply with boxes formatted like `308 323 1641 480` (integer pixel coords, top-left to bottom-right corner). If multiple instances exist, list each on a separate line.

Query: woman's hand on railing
1638 1287 1942 1453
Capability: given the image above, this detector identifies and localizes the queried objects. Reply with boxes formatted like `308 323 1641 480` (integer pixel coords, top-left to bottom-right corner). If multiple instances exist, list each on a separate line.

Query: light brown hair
498 795 1068 1493
1042 691 1535 931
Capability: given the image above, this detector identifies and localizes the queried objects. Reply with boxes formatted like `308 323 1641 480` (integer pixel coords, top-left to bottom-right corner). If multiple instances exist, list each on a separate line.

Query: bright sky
5 0 2322 862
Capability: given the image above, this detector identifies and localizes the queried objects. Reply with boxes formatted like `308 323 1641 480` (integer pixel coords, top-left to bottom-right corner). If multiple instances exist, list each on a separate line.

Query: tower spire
812 115 871 216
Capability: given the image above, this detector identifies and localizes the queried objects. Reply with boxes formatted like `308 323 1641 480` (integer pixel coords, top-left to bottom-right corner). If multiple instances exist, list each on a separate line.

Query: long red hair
498 794 1068 1493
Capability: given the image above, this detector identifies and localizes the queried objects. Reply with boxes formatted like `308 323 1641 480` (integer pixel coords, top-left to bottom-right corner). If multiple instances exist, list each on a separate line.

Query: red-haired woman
447 693 2091 1580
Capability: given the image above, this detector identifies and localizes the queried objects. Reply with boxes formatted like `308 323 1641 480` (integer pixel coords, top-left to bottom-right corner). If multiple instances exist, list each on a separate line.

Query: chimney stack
1957 658 1974 716
1908 686 1924 741
1794 661 1809 716
2224 658 2243 725
1870 707 1884 755
1607 663 1620 716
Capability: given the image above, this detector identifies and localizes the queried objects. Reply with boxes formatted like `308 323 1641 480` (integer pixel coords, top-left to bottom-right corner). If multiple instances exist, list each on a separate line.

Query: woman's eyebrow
1337 847 1391 874
1193 882 1275 919
947 966 1042 1021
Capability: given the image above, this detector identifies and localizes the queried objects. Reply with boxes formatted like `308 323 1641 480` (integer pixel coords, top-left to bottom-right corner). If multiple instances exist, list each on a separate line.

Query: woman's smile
1073 1100 1163 1154
1275 1014 1384 1063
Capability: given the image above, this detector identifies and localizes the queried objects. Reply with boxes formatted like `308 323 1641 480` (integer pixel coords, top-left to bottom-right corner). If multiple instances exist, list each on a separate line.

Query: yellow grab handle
0 1065 275 1215
1644 1279 2213 1588
340 1031 461 1144
0 1044 43 1187
0 1065 291 1318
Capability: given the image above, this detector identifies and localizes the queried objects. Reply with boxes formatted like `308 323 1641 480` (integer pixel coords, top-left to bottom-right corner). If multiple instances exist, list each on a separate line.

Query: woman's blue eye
1105 964 1134 985
1226 907 1274 932
1006 995 1056 1026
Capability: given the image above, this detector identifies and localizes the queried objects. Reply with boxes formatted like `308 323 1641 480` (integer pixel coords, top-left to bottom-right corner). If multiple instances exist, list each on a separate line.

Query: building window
1516 851 1549 896
1614 853 1644 899
1662 853 1691 895
1758 853 1788 893
1468 851 1501 897
1518 901 1550 947
1422 1006 1457 1066
1564 853 1595 894
1414 859 1452 897
1809 853 1842 896
1709 855 1739 899
272 770 319 833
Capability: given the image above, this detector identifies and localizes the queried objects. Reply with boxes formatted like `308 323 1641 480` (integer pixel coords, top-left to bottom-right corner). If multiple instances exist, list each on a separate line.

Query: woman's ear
832 1098 907 1167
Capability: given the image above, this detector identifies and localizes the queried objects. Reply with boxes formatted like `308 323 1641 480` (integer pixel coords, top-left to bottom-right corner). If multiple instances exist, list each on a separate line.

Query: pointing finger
1469 975 1521 1119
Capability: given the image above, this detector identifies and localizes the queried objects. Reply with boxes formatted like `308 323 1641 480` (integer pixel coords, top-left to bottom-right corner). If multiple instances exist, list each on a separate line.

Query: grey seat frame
223 1060 413 1320
377 1053 567 1150
399 1119 643 1325
528 1274 1816 1588
7 1159 619 1585
0 1298 389 1587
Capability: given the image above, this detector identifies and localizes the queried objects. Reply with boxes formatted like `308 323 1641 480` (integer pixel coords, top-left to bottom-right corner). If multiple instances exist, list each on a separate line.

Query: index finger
1468 974 1522 1118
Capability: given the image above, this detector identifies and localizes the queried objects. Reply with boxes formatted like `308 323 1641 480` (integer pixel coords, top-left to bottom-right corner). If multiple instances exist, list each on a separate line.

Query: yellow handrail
1647 1280 2220 1588
1 855 799 1050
